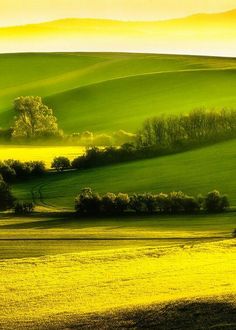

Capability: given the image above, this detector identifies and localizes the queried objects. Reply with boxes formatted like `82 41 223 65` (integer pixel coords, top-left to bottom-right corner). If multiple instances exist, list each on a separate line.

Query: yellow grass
0 145 85 168
0 239 235 329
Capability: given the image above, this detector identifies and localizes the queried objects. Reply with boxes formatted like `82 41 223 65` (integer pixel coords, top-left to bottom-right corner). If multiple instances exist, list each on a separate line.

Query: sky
0 0 236 27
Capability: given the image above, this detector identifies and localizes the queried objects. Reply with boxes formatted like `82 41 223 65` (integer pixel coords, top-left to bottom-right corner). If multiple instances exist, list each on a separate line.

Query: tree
75 188 101 215
101 193 116 214
0 178 15 210
51 157 71 172
115 193 130 214
204 190 229 213
12 96 62 139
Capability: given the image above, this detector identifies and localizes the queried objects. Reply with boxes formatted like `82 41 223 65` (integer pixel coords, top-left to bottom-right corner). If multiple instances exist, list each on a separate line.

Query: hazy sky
0 0 236 27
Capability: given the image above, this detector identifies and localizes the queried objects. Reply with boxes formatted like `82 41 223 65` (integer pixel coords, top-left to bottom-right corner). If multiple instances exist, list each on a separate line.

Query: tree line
0 160 46 182
70 108 236 170
137 108 236 149
75 188 229 216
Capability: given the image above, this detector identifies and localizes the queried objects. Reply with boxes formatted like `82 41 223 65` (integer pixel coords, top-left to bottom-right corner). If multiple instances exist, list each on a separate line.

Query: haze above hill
0 9 236 56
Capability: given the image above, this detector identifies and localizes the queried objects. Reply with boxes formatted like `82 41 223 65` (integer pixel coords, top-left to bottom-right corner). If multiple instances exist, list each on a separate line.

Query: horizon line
0 7 236 29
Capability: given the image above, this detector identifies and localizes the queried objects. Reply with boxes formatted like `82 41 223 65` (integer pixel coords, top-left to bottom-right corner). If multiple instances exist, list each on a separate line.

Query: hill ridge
1 8 236 29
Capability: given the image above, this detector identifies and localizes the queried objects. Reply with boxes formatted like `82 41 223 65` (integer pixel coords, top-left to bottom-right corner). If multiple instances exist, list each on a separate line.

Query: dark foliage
75 188 228 216
204 190 229 213
0 160 46 182
51 156 71 171
75 188 102 216
138 108 236 149
71 144 139 169
0 177 15 211
14 202 35 215
71 109 236 170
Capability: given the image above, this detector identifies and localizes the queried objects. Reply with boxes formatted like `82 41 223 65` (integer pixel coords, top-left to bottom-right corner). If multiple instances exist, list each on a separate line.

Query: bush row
75 188 229 216
0 160 46 182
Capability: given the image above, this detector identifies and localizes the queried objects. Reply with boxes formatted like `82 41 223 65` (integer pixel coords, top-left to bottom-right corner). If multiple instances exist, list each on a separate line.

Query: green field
12 139 236 209
1 52 236 329
1 53 236 133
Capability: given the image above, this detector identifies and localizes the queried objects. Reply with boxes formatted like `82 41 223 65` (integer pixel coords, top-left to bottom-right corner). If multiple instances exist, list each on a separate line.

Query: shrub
204 190 229 213
1 160 46 181
155 193 170 214
183 196 200 213
101 193 117 214
142 193 158 214
129 194 146 214
115 193 130 214
51 157 71 171
14 202 35 215
168 191 187 214
75 188 101 216
0 162 16 182
0 178 15 210
27 161 46 176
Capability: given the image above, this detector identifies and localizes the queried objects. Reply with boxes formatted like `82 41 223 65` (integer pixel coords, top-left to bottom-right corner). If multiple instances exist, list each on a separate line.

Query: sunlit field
0 214 235 329
13 139 236 209
0 145 84 168
1 52 236 329
1 53 236 133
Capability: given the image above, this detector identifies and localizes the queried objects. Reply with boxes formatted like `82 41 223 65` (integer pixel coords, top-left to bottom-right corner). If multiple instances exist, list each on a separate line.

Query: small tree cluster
14 202 35 215
71 144 138 169
0 160 46 182
75 188 130 216
75 189 229 216
204 190 229 213
51 157 71 172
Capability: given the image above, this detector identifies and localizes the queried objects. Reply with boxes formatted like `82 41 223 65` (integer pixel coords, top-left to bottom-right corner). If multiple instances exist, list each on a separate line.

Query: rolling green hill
13 139 236 209
1 53 236 133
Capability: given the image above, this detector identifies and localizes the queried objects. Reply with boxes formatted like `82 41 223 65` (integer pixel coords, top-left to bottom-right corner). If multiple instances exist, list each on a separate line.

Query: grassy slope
13 139 236 208
1 53 236 132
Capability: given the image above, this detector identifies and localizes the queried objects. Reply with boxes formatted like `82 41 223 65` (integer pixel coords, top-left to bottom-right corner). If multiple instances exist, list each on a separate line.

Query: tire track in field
31 183 58 210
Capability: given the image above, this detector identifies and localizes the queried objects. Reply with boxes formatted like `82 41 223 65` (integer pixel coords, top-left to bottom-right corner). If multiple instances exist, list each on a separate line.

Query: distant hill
1 53 236 133
0 9 236 56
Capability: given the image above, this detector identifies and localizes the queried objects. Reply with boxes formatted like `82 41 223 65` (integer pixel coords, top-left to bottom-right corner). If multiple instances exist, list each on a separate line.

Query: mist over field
0 10 236 56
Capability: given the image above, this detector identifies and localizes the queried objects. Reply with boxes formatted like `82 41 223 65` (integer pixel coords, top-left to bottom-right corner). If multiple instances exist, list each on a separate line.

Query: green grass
13 139 236 209
1 53 236 132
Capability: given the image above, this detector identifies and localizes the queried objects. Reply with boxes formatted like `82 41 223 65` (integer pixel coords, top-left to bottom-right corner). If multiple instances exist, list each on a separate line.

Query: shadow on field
58 299 236 330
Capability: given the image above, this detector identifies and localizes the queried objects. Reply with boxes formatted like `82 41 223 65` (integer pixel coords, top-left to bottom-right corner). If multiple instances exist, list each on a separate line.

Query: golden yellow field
0 145 85 168
0 237 235 329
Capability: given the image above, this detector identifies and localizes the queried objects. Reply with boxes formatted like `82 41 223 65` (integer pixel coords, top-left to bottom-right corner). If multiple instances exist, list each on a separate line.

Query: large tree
12 96 61 139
